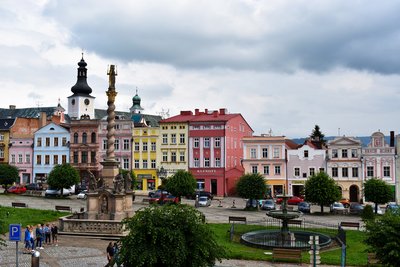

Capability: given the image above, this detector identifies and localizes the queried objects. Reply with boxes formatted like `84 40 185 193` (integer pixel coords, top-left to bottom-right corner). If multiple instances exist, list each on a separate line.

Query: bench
288 219 302 226
272 248 302 263
340 221 360 230
228 216 247 224
55 205 72 212
12 202 28 208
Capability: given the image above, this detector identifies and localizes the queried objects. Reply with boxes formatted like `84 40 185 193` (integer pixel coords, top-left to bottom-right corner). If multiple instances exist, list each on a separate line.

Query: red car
276 196 304 205
6 185 27 194
149 193 179 205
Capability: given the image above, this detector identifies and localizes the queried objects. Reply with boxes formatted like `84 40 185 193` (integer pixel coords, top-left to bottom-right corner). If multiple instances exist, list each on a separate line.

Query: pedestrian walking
24 225 31 253
106 242 114 265
51 223 58 246
29 225 35 251
44 223 51 244
35 224 44 249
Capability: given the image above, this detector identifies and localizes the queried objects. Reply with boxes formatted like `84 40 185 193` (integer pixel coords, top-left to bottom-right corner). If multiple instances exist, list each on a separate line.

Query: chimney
9 105 16 110
195 109 199 115
219 108 226 115
205 109 208 114
39 112 47 128
213 110 218 117
390 131 395 147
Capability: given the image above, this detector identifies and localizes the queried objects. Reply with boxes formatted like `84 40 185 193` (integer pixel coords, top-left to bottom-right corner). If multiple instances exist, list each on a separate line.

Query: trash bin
31 250 40 267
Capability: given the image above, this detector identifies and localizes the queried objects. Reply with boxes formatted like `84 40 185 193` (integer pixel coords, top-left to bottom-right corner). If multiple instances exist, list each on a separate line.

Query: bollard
31 250 40 267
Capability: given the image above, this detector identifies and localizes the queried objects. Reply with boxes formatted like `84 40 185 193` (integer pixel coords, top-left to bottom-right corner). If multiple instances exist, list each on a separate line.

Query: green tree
236 173 267 210
361 204 375 222
305 172 341 213
365 212 400 266
47 164 80 196
118 204 226 267
0 164 19 191
165 170 196 201
364 178 392 214
310 125 326 146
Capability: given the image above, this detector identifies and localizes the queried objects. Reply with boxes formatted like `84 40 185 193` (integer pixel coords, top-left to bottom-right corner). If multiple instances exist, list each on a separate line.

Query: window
304 150 309 158
274 165 281 175
36 155 41 165
134 160 139 169
262 148 268 158
194 138 199 148
352 167 358 177
342 167 348 177
384 166 390 177
162 134 168 144
54 137 59 147
123 158 129 169
252 165 258 174
273 147 279 158
37 138 42 147
332 149 338 158
319 168 325 172
332 167 338 177
204 158 210 167
73 133 78 143
62 137 67 146
143 142 148 151
194 158 200 167
171 134 176 144
53 155 58 165
263 165 269 175
11 154 16 163
45 155 50 165
294 168 300 176
91 152 96 163
250 148 257 159
0 133 3 141
91 132 96 143
171 152 177 162
342 149 348 158
162 151 168 162
303 172 307 178
367 166 374 177
215 157 221 167
26 154 30 164
82 133 87 144
81 151 88 163
309 168 315 176
204 138 210 148
134 142 139 151
45 137 50 147
180 134 185 144
123 139 130 150
143 160 148 169
62 155 67 164
151 142 156 151
351 149 357 158
180 151 185 162
103 139 108 150
151 159 156 169
114 139 120 150
73 152 78 164
215 137 221 148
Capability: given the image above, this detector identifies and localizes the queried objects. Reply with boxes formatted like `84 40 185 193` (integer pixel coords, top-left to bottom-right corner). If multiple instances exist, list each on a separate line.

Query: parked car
188 190 214 200
6 185 27 194
298 201 311 213
25 183 43 191
77 190 88 199
275 196 304 205
149 193 179 205
349 203 364 215
386 203 400 214
75 184 87 194
261 199 276 210
45 188 72 197
339 198 351 208
246 199 259 208
198 196 211 207
330 202 346 213
148 189 168 198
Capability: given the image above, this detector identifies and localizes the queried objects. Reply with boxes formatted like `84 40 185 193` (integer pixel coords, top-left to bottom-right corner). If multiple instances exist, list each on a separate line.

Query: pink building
9 137 34 184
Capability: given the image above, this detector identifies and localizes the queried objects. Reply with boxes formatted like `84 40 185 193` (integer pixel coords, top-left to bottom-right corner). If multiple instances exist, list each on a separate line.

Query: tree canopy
118 204 226 267
47 164 80 194
165 170 196 200
236 173 267 201
0 164 19 189
365 212 400 266
364 178 392 214
310 125 326 145
305 172 341 213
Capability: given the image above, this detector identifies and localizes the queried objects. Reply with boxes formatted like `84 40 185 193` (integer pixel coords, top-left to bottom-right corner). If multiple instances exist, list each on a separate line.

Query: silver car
198 196 211 207
261 199 276 210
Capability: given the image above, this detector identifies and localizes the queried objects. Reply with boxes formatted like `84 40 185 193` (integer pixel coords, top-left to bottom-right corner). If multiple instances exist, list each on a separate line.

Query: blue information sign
9 224 21 241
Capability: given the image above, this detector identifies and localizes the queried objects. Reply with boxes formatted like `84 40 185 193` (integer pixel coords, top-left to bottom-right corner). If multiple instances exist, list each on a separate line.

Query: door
211 179 217 195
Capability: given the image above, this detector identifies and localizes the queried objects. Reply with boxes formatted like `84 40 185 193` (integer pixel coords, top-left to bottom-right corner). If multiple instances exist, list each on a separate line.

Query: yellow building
0 119 15 164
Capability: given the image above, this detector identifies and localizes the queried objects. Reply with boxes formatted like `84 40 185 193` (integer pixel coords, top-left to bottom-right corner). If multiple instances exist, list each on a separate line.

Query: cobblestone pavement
0 192 355 266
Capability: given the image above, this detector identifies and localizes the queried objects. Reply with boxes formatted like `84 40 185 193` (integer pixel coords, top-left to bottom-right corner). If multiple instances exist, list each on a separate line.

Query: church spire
71 54 92 95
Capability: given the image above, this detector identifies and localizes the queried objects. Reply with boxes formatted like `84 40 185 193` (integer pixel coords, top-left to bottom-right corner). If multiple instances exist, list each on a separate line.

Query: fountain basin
266 210 302 220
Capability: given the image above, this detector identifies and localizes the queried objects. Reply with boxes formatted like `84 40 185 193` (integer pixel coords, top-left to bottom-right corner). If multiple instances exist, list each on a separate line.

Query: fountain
241 192 332 249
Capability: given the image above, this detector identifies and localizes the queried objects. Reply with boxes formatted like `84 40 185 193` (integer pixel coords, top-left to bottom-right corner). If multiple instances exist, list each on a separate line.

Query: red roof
160 108 243 123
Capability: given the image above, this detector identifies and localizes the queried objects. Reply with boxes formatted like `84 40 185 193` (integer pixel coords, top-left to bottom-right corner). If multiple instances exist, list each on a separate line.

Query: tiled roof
160 109 243 123
0 119 16 130
0 107 57 119
94 109 162 127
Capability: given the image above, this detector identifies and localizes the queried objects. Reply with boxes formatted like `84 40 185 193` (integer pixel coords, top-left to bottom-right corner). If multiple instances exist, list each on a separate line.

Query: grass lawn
0 206 69 235
209 223 370 266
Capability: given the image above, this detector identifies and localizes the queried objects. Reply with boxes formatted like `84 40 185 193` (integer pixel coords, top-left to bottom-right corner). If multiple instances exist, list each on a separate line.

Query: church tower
67 55 95 120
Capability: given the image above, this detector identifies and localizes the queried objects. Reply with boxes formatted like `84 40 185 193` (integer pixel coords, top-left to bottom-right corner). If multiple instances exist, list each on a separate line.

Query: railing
59 214 124 235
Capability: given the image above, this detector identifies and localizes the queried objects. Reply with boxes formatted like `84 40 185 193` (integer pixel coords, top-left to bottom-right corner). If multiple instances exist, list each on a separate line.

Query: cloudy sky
1 0 400 138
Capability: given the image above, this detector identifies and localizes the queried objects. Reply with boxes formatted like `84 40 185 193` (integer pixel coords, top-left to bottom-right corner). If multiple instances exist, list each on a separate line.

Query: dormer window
304 150 309 158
